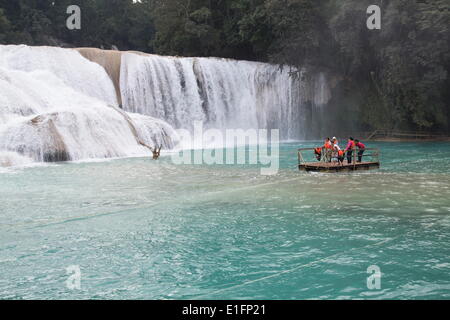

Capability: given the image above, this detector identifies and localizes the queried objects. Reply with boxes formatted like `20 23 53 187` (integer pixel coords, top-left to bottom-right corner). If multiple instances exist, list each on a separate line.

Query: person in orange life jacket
337 149 345 164
355 139 366 163
323 137 333 162
314 147 322 161
323 137 333 149
344 137 356 164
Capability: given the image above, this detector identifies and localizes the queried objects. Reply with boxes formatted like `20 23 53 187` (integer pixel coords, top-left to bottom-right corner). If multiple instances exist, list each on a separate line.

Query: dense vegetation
1 0 448 134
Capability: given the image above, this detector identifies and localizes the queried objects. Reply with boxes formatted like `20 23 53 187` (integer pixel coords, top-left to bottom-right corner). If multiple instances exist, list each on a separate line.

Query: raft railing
298 147 380 166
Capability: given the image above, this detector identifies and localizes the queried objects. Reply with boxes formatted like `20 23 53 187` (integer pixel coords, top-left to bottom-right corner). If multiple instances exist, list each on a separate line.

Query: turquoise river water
1 142 449 299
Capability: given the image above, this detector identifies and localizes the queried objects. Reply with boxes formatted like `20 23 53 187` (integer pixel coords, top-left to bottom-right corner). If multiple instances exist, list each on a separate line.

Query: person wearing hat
332 138 344 164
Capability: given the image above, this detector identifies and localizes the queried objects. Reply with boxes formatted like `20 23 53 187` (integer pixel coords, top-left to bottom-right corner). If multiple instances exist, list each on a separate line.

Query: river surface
1 142 449 299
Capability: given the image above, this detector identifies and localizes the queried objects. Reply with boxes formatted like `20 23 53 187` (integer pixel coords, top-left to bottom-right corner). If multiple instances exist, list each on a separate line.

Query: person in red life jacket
323 137 333 162
344 137 356 164
355 139 366 163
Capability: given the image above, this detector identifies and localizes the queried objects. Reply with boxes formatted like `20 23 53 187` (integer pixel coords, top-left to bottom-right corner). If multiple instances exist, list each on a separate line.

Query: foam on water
0 151 33 167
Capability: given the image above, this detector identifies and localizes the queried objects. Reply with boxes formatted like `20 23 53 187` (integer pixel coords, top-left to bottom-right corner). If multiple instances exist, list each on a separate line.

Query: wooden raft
298 148 380 173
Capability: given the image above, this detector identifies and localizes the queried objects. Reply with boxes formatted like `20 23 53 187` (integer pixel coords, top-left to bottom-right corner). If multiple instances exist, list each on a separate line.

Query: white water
0 151 33 167
120 54 330 140
0 45 178 166
0 45 330 167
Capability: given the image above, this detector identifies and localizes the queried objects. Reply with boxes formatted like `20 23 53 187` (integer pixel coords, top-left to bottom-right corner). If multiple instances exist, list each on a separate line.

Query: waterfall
0 45 331 167
0 45 178 167
310 72 332 139
120 53 319 140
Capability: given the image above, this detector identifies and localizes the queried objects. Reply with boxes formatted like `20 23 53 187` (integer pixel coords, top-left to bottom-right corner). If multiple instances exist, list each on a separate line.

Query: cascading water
310 72 332 139
120 53 325 140
0 45 178 167
0 45 330 167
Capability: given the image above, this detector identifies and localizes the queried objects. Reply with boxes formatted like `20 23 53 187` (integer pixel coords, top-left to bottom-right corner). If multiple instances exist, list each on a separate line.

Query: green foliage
265 0 328 69
150 0 269 59
375 0 450 130
0 8 11 42
0 0 154 50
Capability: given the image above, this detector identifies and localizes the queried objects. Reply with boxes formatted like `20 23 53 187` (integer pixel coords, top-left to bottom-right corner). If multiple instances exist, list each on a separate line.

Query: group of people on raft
314 137 366 165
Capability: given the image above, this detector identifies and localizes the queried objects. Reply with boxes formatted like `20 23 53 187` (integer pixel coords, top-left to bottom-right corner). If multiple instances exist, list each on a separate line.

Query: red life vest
346 141 355 150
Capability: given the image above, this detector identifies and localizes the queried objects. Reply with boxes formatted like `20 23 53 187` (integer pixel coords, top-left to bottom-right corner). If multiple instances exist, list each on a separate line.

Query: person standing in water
355 139 366 163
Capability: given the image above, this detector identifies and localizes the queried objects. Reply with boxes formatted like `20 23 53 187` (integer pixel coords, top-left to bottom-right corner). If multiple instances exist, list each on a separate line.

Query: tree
374 0 450 130
265 0 330 71
0 8 11 42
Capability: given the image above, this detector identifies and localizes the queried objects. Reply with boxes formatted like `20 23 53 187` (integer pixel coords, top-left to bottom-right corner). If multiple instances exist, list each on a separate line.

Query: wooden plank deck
299 161 380 172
